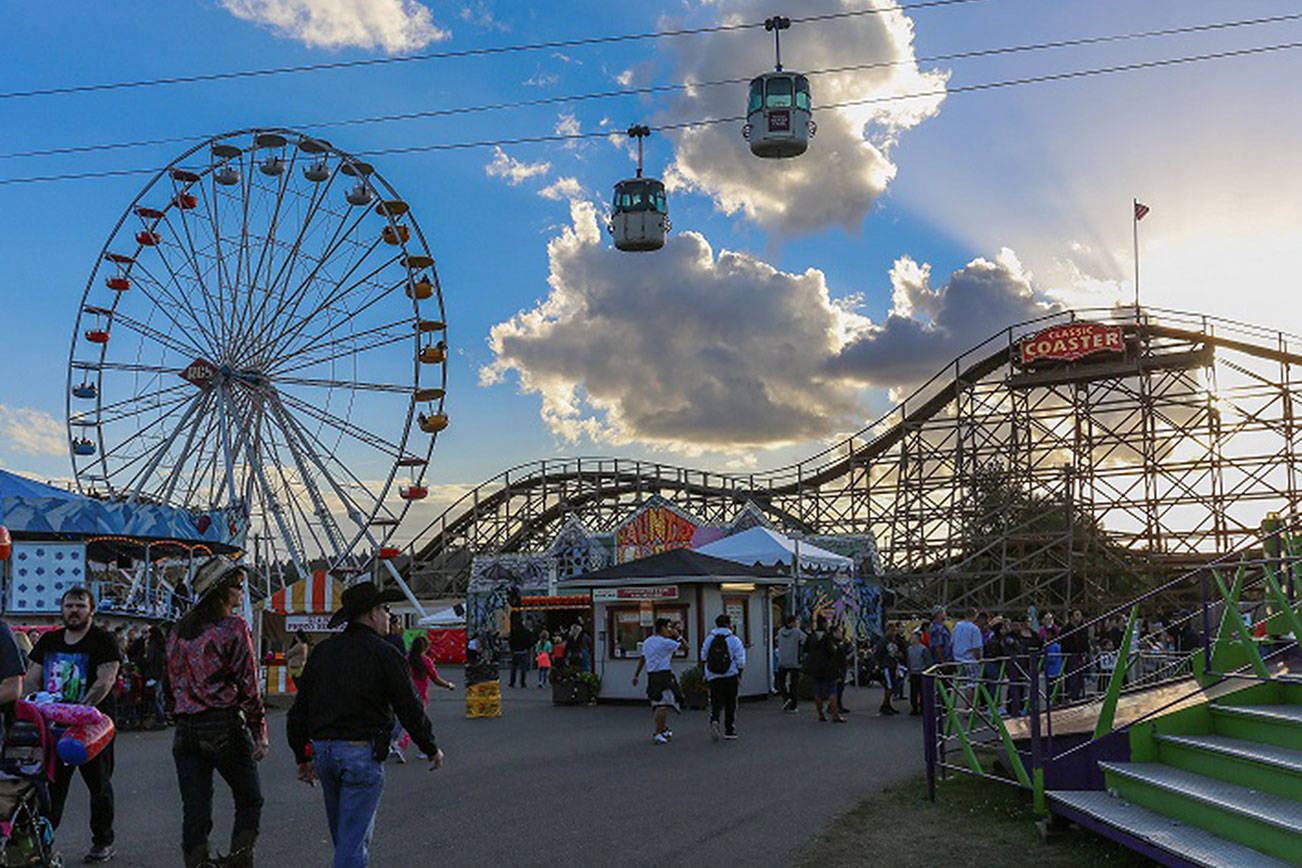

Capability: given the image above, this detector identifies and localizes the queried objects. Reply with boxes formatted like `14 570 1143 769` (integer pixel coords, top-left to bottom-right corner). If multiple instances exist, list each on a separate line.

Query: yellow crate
465 696 502 719
466 681 501 699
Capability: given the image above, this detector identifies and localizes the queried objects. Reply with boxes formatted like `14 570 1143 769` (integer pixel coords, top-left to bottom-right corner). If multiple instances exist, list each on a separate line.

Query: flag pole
1132 197 1140 315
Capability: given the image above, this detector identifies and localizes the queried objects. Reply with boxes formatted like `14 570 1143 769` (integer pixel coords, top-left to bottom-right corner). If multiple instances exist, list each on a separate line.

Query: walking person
288 582 444 868
23 586 121 863
928 606 953 663
874 623 900 715
803 616 844 723
631 618 686 744
165 559 267 868
906 629 928 715
397 635 455 756
383 615 408 763
775 615 805 712
508 619 533 688
701 614 745 740
1061 609 1090 701
831 624 855 716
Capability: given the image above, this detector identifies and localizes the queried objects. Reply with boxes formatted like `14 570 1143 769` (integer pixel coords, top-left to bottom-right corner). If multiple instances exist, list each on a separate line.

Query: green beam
1213 567 1271 679
937 680 984 776
1094 605 1138 740
1260 561 1302 645
978 682 1030 788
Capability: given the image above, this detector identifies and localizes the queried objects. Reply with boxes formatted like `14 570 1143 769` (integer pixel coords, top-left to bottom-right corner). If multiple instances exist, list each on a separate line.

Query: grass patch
798 773 1150 868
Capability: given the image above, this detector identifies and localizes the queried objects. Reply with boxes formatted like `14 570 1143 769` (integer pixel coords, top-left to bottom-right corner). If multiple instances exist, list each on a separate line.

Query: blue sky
2 0 1300 547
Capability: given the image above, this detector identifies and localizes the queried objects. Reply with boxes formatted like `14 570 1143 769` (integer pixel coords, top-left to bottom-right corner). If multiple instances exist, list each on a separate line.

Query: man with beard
24 587 122 863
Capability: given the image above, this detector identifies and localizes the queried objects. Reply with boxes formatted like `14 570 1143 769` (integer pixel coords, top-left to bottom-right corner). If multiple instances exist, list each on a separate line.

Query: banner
1019 323 1123 366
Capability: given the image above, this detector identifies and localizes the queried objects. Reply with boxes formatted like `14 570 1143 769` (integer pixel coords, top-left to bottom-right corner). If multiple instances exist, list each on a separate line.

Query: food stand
558 549 785 701
262 570 342 695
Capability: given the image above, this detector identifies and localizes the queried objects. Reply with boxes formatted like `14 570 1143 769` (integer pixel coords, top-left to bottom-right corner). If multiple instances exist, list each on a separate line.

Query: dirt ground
798 772 1154 867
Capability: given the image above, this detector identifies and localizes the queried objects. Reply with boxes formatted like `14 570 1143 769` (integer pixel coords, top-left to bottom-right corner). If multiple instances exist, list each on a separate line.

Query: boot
184 843 216 868
223 830 258 868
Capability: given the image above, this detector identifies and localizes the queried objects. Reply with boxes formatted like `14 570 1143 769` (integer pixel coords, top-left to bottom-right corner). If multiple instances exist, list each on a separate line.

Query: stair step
1099 762 1302 835
1155 733 1302 775
1210 704 1302 726
1047 790 1290 868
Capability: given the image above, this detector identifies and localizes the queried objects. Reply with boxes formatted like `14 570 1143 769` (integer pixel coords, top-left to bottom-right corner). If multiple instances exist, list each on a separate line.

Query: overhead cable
2 38 1299 186
3 11 1296 163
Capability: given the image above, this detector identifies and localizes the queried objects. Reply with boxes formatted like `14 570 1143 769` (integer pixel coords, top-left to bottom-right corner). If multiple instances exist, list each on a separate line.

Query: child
536 645 552 686
906 630 928 715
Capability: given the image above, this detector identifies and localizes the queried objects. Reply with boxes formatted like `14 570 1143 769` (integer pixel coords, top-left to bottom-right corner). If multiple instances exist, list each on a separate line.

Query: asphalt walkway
58 680 924 866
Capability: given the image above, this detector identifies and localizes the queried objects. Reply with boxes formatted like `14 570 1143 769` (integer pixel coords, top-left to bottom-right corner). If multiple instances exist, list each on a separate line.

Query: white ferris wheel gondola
743 16 815 159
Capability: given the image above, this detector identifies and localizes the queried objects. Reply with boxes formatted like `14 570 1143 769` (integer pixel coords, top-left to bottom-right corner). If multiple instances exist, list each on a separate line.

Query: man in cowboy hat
166 557 266 868
288 581 443 868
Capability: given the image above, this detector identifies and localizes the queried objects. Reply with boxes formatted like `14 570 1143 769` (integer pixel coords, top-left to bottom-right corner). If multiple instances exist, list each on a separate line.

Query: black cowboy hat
328 581 405 628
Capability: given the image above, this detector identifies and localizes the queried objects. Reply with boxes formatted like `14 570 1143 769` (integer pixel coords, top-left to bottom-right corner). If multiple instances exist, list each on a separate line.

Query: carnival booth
416 604 469 663
262 571 342 694
559 549 785 702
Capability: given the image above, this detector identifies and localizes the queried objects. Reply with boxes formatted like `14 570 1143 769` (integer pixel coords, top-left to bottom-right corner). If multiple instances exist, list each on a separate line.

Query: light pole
790 531 805 627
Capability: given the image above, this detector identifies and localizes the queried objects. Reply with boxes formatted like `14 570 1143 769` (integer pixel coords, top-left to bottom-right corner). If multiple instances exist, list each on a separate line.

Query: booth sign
1019 323 1123 366
285 614 343 632
592 585 678 602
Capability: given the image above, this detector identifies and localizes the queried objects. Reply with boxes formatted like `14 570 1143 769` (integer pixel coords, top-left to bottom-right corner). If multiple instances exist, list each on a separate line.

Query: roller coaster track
405 307 1302 608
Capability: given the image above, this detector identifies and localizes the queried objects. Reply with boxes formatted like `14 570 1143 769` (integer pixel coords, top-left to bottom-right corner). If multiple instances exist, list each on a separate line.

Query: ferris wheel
66 128 448 582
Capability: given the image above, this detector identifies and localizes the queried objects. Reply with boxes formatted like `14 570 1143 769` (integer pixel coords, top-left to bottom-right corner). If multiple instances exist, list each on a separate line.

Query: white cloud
484 147 551 185
0 405 66 456
661 0 947 234
831 248 1057 388
481 201 864 453
538 176 583 201
219 0 449 52
554 112 582 150
482 200 1062 453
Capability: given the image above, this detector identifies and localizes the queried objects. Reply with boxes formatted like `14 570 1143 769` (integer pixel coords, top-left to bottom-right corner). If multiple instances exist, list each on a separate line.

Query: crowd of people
0 561 445 868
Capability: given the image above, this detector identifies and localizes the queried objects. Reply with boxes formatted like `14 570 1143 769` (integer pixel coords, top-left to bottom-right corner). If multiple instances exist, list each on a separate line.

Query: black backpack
705 634 733 675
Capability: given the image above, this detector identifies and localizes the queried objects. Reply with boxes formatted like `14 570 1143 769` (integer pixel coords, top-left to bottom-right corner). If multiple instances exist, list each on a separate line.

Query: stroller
0 702 63 867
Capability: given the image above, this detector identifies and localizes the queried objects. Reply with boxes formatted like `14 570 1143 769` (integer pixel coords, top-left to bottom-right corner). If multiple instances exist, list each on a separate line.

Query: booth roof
695 526 853 571
559 548 786 586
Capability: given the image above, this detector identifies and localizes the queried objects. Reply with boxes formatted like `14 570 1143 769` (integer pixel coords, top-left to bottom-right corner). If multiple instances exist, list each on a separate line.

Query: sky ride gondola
609 125 669 252
743 16 815 159
72 383 97 400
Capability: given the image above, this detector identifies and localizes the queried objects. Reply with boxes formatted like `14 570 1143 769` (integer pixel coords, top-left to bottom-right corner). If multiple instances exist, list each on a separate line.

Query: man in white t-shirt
632 618 686 745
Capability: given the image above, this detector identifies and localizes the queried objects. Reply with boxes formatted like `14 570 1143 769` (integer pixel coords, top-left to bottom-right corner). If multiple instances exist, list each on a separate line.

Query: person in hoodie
701 614 746 741
775 615 805 712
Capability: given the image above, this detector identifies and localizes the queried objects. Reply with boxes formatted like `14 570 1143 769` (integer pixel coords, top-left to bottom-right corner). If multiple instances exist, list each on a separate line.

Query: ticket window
723 596 750 646
608 604 689 659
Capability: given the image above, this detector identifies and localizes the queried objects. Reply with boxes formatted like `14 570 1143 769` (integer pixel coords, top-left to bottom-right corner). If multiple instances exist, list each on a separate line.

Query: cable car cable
2 37 1300 186
0 0 985 102
3 10 1295 163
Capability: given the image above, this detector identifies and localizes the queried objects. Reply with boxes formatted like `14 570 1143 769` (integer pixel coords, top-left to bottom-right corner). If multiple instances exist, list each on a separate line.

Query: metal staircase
922 533 1302 867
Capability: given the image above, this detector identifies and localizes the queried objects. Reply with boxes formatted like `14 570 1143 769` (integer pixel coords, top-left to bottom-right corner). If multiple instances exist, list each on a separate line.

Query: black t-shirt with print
29 624 122 711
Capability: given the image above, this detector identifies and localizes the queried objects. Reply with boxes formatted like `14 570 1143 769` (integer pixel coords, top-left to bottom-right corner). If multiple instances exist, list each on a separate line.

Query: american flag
1134 201 1150 221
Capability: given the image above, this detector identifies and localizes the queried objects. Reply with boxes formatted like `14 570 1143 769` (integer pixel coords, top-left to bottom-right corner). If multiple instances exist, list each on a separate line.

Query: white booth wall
590 584 774 701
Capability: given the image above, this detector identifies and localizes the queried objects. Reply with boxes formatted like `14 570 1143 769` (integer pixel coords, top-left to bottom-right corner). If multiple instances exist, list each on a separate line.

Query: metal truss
408 308 1302 613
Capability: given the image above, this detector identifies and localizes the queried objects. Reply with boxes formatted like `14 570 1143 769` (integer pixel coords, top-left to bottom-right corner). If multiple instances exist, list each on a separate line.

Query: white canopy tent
417 605 466 628
696 527 852 573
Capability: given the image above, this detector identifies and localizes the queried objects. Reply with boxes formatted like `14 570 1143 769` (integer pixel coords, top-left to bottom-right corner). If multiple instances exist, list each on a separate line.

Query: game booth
261 571 342 695
558 548 786 702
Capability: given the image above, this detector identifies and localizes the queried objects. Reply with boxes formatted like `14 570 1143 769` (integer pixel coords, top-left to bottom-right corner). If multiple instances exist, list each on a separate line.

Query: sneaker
783 703 798 713
663 729 673 741
653 733 670 745
388 746 406 764
723 730 738 740
85 846 116 863
709 719 721 742
416 752 428 759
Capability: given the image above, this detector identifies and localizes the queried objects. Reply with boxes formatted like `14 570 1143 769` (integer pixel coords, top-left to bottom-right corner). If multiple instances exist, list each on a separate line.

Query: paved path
57 680 923 867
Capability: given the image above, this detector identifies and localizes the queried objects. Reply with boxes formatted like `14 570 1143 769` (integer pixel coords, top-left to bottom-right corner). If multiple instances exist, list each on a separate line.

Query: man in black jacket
288 582 444 867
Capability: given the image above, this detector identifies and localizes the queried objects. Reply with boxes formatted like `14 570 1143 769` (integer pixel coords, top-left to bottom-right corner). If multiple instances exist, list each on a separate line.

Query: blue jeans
312 741 384 868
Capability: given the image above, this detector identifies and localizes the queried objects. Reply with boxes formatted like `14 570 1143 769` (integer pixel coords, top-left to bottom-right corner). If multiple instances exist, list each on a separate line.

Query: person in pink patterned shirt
165 559 266 868
397 635 454 755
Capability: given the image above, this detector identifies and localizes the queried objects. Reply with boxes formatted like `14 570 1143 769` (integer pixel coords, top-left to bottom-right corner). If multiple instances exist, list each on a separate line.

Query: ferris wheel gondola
609 125 669 252
66 128 449 581
743 16 816 159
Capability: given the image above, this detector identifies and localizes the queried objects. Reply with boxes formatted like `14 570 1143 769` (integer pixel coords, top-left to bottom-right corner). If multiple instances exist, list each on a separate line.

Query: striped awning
266 570 341 615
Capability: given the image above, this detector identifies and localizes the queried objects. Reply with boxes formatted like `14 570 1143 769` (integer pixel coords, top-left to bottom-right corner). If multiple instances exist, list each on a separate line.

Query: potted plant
551 667 601 705
678 665 708 710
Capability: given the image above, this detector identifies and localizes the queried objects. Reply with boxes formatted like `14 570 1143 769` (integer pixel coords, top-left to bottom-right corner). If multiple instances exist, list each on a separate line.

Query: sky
1 0 1300 550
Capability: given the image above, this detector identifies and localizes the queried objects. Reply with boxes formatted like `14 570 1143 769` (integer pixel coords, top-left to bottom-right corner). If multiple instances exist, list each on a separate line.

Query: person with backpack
700 614 745 741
